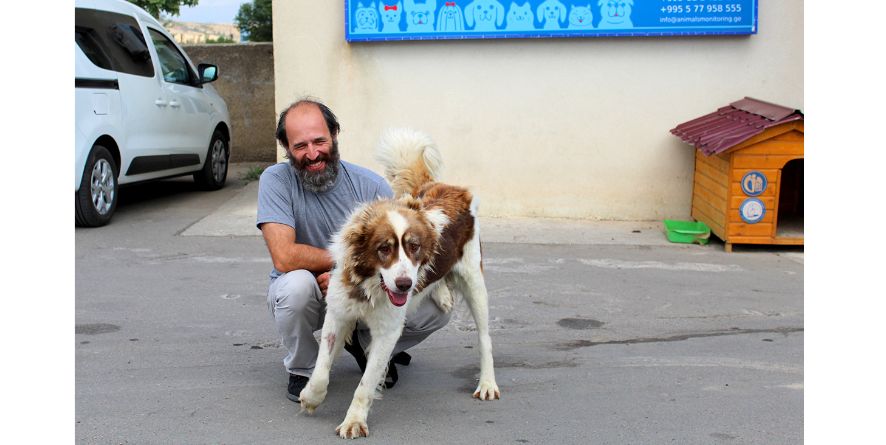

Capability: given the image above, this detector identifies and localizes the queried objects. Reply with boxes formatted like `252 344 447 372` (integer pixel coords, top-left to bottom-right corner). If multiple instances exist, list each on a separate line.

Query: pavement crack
555 327 803 350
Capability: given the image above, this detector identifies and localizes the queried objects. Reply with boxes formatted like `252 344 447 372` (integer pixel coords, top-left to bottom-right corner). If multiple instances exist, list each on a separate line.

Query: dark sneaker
384 352 413 389
343 328 412 389
287 374 309 403
392 351 411 366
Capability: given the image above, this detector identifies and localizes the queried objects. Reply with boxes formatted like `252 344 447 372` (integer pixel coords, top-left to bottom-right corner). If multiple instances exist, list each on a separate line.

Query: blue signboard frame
345 0 757 42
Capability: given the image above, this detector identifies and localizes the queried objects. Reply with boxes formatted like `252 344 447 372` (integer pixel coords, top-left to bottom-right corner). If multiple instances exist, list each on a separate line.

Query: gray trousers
267 269 452 377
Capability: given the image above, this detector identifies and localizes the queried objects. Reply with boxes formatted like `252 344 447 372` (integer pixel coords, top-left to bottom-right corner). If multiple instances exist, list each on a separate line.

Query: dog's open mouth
379 276 409 307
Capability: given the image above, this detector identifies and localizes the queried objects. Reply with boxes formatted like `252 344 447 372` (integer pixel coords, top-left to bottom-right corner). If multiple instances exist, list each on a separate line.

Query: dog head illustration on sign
505 1 534 31
567 3 594 29
537 0 566 29
597 0 633 28
353 1 380 33
379 1 404 32
404 0 436 32
437 1 465 31
465 0 505 32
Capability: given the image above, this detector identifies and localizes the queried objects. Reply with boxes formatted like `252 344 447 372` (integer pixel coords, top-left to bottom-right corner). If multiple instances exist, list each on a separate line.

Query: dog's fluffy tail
375 128 443 197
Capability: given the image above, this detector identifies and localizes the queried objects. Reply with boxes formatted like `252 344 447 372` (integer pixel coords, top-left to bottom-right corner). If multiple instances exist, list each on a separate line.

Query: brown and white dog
298 128 500 438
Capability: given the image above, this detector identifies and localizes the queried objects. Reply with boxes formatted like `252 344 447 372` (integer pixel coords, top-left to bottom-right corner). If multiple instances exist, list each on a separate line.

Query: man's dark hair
275 98 341 152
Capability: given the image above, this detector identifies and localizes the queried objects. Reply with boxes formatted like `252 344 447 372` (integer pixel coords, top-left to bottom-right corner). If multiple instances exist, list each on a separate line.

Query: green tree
235 0 272 42
128 0 199 19
206 35 236 44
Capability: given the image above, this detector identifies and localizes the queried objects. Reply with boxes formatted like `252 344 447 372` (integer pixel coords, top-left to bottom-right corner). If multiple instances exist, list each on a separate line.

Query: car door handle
154 99 168 107
168 100 181 108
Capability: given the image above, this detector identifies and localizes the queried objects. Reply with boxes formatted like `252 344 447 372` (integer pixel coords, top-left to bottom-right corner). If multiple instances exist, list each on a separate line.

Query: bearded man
256 98 452 402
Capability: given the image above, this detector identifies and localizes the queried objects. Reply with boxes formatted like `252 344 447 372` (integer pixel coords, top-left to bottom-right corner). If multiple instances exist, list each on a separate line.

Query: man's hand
316 272 331 297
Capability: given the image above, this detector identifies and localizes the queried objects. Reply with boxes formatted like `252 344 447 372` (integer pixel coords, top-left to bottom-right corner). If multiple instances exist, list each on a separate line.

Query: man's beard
290 140 340 193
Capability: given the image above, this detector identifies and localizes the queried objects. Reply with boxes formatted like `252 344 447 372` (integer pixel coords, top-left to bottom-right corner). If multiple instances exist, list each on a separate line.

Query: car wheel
194 130 228 190
75 145 118 227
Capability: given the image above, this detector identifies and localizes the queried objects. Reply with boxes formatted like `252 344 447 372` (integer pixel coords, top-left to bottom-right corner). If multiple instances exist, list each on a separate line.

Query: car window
75 8 154 77
148 28 198 87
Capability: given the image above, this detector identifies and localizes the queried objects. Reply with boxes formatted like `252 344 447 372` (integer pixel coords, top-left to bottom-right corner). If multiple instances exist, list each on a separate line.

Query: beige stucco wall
271 0 803 220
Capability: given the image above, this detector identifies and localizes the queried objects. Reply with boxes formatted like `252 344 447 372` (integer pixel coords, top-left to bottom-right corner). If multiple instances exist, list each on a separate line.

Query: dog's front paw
299 384 327 414
472 379 501 401
335 417 369 439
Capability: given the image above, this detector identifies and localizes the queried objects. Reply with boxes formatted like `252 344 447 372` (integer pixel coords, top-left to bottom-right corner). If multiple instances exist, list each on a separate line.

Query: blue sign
345 0 758 42
739 197 765 224
740 170 767 196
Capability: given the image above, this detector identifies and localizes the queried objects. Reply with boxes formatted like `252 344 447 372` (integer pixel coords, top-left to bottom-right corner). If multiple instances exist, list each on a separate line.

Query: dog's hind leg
430 281 454 314
300 312 352 414
336 313 405 439
454 264 501 401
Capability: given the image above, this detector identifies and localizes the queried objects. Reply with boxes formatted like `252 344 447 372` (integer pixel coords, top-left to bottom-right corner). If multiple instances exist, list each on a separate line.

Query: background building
270 0 803 221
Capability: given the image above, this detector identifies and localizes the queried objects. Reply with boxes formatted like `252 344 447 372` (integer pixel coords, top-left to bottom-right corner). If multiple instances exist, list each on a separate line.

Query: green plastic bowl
663 219 711 245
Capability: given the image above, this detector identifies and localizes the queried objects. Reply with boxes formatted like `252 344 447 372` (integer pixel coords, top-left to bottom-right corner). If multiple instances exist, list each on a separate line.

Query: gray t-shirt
256 161 393 280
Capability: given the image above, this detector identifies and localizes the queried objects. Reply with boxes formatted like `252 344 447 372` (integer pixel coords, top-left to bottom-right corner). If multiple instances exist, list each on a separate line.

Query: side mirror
198 64 218 84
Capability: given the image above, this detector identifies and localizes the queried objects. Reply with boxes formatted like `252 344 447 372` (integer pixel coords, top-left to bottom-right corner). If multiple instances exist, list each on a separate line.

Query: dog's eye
378 244 392 256
407 242 420 254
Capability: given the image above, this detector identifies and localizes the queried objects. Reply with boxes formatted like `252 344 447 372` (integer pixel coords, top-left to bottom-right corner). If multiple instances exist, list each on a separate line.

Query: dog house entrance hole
776 159 804 238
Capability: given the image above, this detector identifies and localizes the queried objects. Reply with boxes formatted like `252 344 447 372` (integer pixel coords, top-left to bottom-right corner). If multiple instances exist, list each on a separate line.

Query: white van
75 0 232 227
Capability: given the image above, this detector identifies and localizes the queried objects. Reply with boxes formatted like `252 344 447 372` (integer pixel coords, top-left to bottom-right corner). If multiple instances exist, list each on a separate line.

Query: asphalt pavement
75 163 803 444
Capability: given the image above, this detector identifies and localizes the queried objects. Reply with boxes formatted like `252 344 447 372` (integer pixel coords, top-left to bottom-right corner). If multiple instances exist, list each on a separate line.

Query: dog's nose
395 277 412 292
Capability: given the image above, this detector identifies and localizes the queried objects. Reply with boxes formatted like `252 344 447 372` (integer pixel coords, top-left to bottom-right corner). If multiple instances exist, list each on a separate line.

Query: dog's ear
495 2 505 26
559 3 566 22
343 206 382 284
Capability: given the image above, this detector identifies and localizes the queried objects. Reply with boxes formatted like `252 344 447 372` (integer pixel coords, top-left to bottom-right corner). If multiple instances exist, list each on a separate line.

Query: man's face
285 104 339 192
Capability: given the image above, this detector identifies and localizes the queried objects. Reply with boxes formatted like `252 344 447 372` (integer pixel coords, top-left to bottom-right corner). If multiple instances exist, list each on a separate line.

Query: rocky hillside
163 20 241 44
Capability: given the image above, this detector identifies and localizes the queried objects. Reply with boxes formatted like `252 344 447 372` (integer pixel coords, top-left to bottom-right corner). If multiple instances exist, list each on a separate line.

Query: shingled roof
670 97 804 156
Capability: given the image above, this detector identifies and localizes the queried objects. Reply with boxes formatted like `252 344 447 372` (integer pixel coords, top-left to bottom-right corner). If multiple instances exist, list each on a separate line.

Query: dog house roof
670 97 804 156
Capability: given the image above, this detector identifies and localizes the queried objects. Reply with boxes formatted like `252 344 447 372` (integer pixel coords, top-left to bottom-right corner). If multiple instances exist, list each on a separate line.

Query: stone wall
183 43 276 163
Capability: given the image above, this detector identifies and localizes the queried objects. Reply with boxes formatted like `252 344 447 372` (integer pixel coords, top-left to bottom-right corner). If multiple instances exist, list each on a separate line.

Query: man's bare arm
260 222 334 274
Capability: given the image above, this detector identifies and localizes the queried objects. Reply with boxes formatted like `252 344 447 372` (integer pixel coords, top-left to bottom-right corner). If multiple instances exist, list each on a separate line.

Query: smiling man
256 98 452 403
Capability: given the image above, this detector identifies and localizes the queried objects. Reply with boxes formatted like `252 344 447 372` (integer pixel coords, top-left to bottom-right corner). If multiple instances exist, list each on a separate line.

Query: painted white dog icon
437 1 465 31
537 0 566 29
353 1 380 33
505 1 535 31
379 1 403 33
597 0 634 28
465 0 505 31
404 0 436 32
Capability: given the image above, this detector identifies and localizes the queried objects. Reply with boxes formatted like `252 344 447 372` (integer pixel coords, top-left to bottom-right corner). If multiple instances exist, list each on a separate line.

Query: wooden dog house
671 98 804 252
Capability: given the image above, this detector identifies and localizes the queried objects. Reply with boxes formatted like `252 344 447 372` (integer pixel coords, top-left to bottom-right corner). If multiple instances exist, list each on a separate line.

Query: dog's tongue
385 288 409 307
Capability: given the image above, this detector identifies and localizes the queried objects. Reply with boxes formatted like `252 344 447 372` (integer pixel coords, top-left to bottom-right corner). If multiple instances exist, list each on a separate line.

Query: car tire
194 130 228 190
75 145 118 227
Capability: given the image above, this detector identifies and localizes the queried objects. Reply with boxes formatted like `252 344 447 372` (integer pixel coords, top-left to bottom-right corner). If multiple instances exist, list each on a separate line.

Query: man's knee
405 300 452 334
270 269 322 312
